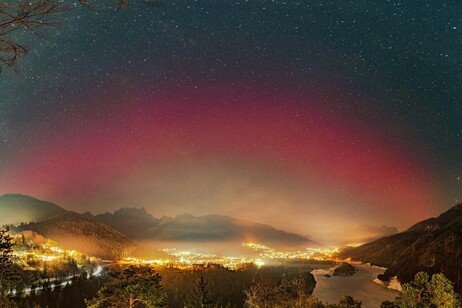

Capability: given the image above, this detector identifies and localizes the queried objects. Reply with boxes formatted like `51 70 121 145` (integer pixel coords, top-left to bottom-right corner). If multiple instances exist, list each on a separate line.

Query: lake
312 263 399 307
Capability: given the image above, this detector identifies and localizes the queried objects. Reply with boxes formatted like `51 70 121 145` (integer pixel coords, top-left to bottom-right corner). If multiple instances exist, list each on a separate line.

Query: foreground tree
244 274 280 307
381 272 460 308
244 273 358 308
184 275 216 308
0 0 160 72
0 227 18 307
86 265 167 308
0 227 15 287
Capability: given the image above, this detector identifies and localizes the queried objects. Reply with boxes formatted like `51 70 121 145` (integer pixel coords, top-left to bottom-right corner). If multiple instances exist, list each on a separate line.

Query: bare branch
0 0 68 72
0 0 161 72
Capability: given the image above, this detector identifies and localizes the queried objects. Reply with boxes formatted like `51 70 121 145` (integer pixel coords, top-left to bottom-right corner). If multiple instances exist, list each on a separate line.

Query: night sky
1 0 461 243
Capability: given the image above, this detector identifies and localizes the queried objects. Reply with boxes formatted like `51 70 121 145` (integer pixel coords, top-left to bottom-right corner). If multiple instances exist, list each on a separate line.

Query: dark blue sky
1 0 461 240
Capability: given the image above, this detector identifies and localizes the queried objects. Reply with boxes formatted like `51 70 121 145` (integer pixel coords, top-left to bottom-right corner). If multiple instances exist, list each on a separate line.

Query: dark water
312 263 399 307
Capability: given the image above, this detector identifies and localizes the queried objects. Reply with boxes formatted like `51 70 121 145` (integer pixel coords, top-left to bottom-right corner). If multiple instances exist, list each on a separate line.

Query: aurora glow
1 0 461 244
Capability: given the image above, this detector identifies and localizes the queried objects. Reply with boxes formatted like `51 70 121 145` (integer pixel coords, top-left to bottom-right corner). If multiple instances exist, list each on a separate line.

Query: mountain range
0 194 317 258
339 203 462 293
96 207 313 244
2 194 461 293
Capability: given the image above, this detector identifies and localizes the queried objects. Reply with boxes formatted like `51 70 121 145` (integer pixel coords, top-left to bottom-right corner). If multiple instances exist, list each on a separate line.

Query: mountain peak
94 207 160 239
0 194 67 225
0 194 41 202
112 207 151 218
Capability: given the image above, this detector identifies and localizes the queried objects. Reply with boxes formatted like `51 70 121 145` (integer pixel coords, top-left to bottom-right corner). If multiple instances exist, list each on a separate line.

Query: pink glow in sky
0 88 440 242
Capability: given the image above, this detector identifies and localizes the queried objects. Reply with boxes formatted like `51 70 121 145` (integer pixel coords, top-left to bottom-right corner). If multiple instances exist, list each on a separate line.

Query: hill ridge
339 203 462 293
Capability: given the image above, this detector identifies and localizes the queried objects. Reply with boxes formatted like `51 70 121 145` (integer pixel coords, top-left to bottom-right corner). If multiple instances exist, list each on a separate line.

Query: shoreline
311 262 400 307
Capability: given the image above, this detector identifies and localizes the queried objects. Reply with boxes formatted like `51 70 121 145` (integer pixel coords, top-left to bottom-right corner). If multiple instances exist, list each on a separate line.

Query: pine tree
0 227 15 288
381 271 461 308
86 265 167 308
0 227 18 307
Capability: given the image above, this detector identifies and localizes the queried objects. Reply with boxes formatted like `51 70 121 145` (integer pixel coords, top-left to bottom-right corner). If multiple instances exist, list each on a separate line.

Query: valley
1 194 462 307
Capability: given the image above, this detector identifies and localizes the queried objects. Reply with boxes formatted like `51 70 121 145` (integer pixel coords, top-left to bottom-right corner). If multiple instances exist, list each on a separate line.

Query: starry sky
1 0 461 243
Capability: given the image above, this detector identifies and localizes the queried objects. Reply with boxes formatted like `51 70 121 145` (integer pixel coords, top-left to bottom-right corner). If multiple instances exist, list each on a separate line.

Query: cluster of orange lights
117 242 349 270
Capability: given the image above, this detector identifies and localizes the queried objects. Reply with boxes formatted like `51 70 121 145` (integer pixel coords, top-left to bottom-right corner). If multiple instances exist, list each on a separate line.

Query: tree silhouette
244 272 363 308
0 227 14 281
244 275 279 308
381 271 461 308
86 265 167 308
0 227 19 307
0 0 160 72
244 274 325 308
185 275 216 308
